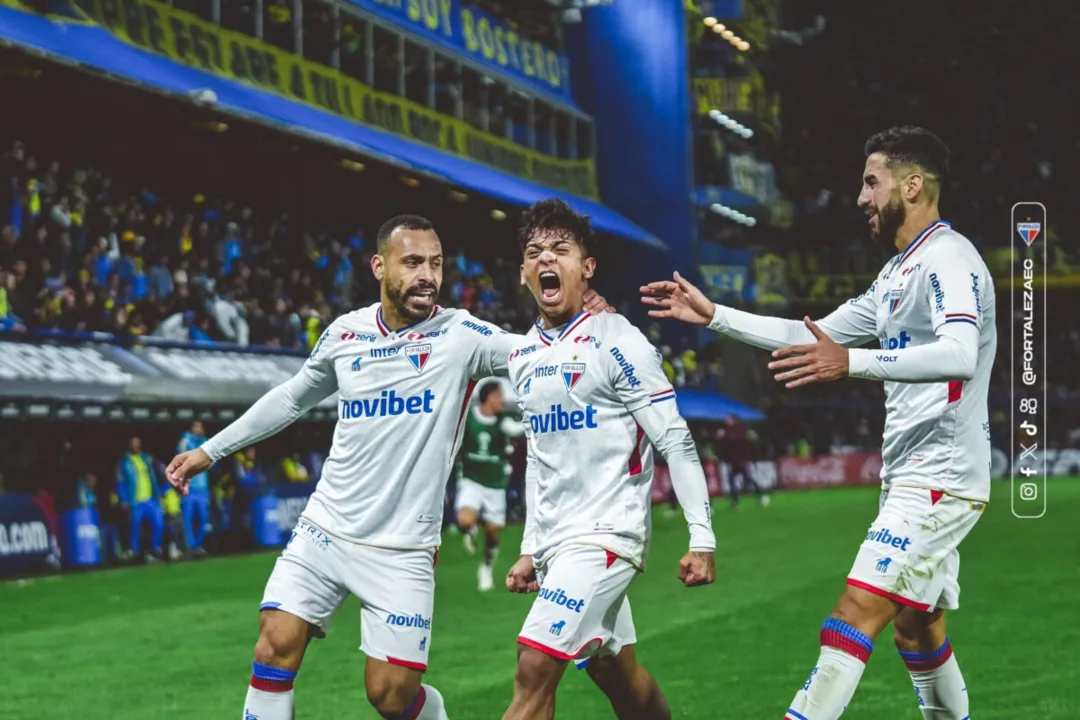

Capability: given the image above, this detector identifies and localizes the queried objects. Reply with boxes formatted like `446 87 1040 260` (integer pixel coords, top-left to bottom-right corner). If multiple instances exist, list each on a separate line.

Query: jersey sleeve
460 313 519 379
923 246 987 332
606 322 676 413
201 321 341 462
708 281 878 350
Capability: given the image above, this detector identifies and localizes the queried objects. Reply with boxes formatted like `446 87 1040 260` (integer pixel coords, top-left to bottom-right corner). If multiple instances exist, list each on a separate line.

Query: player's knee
585 656 626 696
365 674 416 718
832 585 895 634
893 608 944 652
254 612 307 668
514 648 561 696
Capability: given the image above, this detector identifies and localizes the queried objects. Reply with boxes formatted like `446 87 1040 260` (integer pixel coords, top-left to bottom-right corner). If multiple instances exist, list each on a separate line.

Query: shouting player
503 200 716 720
165 215 610 720
455 379 522 591
643 126 995 720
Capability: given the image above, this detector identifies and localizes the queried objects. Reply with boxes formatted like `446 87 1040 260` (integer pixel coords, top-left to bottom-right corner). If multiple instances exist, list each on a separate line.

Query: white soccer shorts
847 484 984 612
454 479 507 527
518 543 638 665
260 517 438 671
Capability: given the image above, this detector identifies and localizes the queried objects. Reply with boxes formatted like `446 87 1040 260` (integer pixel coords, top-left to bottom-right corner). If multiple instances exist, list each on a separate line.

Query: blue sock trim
786 709 810 720
821 617 874 654
252 661 297 682
897 636 951 661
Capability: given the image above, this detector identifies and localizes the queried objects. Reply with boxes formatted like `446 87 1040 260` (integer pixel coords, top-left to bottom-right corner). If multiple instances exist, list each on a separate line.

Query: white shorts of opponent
454 479 507 527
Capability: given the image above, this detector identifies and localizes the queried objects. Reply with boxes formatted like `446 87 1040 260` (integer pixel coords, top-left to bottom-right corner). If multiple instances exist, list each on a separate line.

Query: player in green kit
455 381 523 591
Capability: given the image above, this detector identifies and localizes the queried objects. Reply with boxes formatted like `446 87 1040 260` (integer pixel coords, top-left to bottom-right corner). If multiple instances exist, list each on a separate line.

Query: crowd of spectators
0 137 543 351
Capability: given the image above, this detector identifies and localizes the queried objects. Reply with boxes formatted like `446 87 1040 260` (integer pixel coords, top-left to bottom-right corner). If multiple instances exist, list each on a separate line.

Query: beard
386 280 437 322
871 194 906 246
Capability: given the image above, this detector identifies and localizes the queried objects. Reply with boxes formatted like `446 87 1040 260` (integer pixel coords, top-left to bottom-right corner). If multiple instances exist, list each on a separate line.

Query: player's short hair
517 199 594 255
864 126 949 193
376 214 435 252
478 382 502 405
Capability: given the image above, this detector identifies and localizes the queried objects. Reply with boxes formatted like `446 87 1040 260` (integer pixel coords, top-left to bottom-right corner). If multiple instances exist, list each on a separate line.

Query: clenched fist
506 555 540 594
678 551 716 588
165 448 213 495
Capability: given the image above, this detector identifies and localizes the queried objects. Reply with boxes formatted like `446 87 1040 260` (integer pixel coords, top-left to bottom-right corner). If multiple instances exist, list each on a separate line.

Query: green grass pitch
3 482 1078 719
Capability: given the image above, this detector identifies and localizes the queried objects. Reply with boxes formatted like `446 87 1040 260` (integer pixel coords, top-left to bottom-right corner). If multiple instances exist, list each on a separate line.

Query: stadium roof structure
0 5 665 251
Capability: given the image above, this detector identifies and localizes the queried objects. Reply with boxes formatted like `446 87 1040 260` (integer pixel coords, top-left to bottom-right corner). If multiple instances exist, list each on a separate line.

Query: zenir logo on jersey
406 343 432 373
1017 222 1041 247
561 363 585 393
573 335 601 349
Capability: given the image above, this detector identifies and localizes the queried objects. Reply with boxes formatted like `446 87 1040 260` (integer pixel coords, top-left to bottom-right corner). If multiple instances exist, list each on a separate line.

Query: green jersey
457 407 514 489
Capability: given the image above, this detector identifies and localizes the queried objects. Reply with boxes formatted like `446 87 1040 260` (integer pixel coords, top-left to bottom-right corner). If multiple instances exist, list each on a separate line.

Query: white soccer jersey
202 304 516 548
709 220 996 502
509 311 714 570
847 222 997 501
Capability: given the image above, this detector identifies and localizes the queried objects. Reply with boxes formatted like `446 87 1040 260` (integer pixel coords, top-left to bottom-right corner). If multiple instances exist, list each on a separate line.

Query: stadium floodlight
703 16 717 26
710 203 723 213
737 40 751 51
448 190 468 202
490 209 507 220
715 23 726 32
721 29 734 39
747 217 757 227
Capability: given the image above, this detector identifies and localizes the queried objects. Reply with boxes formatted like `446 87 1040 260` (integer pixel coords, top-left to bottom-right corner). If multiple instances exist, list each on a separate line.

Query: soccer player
642 126 994 720
502 200 716 720
455 379 521 591
165 214 610 720
177 421 212 556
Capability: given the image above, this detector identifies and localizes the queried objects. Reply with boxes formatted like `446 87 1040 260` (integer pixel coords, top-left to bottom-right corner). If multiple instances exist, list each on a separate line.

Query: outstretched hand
768 317 849 389
165 448 213 496
640 271 716 326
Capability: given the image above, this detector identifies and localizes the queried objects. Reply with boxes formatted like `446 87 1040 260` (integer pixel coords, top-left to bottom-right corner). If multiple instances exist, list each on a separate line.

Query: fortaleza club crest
405 343 432 373
561 362 585 392
888 288 904 314
1017 221 1041 247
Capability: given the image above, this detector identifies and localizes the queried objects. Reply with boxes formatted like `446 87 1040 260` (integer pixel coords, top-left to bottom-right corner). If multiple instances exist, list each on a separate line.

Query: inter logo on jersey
406 343 432 373
888 288 904 314
1017 222 1040 247
561 363 585 392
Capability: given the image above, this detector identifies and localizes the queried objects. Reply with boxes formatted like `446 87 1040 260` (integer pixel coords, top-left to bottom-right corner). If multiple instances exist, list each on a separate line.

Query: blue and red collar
896 220 950 268
535 310 591 346
376 305 441 337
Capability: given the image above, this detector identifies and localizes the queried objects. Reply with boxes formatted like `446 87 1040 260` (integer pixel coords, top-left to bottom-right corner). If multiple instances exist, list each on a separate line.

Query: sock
483 540 499 568
900 637 970 719
244 661 296 720
786 618 875 720
401 684 448 720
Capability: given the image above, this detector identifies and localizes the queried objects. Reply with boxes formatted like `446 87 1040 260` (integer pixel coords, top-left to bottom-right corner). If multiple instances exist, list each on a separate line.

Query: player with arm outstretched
166 215 611 720
502 200 716 720
642 126 995 720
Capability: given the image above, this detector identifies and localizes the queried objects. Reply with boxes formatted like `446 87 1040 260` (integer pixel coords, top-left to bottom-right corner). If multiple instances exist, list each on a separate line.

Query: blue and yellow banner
351 0 570 99
10 0 596 198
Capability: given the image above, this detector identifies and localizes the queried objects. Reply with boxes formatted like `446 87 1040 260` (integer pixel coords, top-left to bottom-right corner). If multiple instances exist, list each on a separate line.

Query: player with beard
642 127 996 720
166 215 611 720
